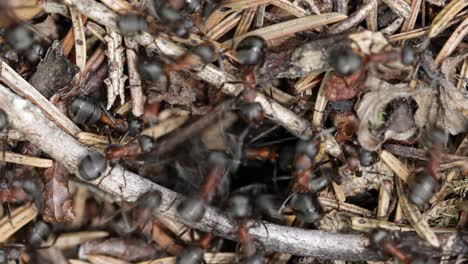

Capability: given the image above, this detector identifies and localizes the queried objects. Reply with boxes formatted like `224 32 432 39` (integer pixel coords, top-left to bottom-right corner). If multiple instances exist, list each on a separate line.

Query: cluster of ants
0 0 464 263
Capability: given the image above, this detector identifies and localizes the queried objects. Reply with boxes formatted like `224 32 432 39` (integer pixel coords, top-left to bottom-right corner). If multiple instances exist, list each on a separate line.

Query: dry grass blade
351 216 456 233
48 231 109 249
400 0 423 41
0 203 38 243
224 13 347 47
365 0 378 31
435 17 468 65
382 0 411 19
206 11 242 40
0 60 81 136
88 255 130 264
234 7 257 36
270 0 308 17
377 180 393 219
312 72 330 127
396 178 440 248
204 0 271 31
0 151 53 168
318 196 374 217
100 0 133 14
141 114 190 139
139 253 237 264
70 7 87 70
379 150 410 182
69 260 90 264
428 0 468 38
294 73 321 94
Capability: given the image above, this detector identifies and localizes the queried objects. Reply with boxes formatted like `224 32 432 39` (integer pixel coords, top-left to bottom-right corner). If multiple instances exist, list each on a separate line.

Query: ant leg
278 191 297 214
160 196 179 213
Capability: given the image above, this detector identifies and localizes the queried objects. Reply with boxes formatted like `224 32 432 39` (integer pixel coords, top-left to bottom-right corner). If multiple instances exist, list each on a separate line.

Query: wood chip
207 11 243 40
225 13 347 47
0 151 53 168
379 150 410 182
0 59 81 137
428 0 468 38
0 203 38 243
396 178 440 248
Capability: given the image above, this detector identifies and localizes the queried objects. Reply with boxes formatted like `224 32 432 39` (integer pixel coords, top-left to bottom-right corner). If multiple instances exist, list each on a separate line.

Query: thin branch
1 81 466 261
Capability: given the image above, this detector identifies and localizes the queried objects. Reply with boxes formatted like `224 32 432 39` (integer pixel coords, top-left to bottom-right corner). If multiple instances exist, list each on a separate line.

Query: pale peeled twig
351 216 456 233
100 0 132 14
88 255 130 264
45 231 109 249
382 0 411 18
428 0 468 38
224 13 347 47
142 114 190 139
0 59 81 137
234 7 257 36
124 38 144 116
0 203 38 243
326 0 375 34
379 150 411 182
207 11 243 40
365 0 378 31
399 0 423 42
435 17 468 65
0 151 53 168
318 196 374 217
70 7 87 70
396 178 440 248
104 30 128 109
377 180 393 219
204 0 271 31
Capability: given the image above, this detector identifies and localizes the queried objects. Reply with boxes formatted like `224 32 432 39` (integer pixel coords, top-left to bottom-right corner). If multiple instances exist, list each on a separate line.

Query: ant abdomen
5 24 33 52
407 170 439 207
329 48 361 76
308 175 330 193
239 103 265 125
0 249 6 264
68 97 102 125
236 36 267 66
0 108 8 131
175 246 204 264
117 14 148 35
193 45 216 64
139 135 156 153
228 194 252 220
290 192 323 224
27 221 51 248
177 197 206 223
296 140 320 162
137 57 165 81
401 44 416 65
358 149 378 167
78 151 107 181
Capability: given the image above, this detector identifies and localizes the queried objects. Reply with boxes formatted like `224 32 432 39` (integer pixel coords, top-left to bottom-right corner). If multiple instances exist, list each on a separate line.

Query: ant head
227 193 252 220
329 47 361 76
290 192 323 224
68 97 102 125
175 246 204 264
0 108 8 131
28 221 51 248
236 35 267 66
137 190 162 211
401 43 416 65
177 197 207 222
78 151 107 181
117 14 148 35
407 170 439 207
243 253 264 264
239 103 265 125
193 45 216 64
138 135 156 153
5 24 33 52
370 229 388 245
137 57 165 81
295 139 320 162
358 149 378 167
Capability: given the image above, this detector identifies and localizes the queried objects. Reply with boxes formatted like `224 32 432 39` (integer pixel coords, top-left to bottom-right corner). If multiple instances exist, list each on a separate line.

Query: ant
137 44 216 83
244 147 278 162
68 97 129 134
176 152 228 223
105 135 155 160
78 151 108 181
369 230 413 264
227 193 265 264
117 13 148 35
234 36 268 126
175 231 214 264
406 128 445 207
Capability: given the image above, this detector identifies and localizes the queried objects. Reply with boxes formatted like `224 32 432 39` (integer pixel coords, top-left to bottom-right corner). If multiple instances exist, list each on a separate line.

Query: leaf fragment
42 162 75 222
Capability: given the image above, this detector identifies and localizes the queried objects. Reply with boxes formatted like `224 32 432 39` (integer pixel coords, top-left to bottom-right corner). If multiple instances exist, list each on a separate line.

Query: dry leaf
42 162 75 222
324 71 365 102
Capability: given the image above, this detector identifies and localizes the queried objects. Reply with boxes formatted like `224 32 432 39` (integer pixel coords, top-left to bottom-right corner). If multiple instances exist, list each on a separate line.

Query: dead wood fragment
42 162 75 222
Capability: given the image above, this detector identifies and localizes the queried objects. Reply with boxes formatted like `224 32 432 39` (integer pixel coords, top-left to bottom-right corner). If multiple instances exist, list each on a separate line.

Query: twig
124 38 144 116
326 0 376 34
0 203 38 243
104 30 127 109
1 85 464 260
63 0 311 137
70 7 87 70
0 151 53 168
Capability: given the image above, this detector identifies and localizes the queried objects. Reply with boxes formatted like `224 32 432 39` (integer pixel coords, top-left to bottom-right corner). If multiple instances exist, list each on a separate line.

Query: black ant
117 13 148 35
227 193 265 264
68 97 129 134
176 152 228 223
147 0 195 38
369 230 413 264
175 231 214 264
234 35 267 126
407 128 445 207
